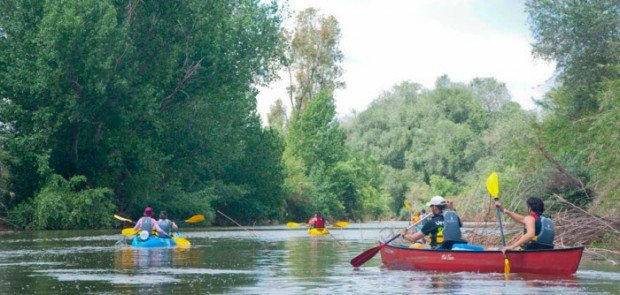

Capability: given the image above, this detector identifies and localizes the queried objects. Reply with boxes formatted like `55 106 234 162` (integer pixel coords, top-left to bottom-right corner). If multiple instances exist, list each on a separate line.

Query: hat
144 207 153 217
426 196 446 206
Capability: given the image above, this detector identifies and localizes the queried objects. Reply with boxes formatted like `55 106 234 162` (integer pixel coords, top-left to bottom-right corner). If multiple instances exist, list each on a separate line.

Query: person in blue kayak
157 211 178 236
495 197 554 253
133 207 168 238
401 196 467 249
307 212 326 228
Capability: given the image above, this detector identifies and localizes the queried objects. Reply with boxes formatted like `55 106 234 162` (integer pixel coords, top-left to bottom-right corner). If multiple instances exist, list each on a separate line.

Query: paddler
401 196 467 250
157 211 179 236
495 197 555 253
133 207 168 238
307 212 326 229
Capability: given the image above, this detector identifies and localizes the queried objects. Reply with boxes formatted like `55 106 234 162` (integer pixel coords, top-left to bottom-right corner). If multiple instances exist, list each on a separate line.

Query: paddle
287 221 349 228
183 214 205 223
286 222 304 228
114 214 134 223
332 221 349 228
486 172 511 276
350 213 431 267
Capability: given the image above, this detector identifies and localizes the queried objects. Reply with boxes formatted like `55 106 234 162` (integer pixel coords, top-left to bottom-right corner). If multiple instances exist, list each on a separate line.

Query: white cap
426 195 446 206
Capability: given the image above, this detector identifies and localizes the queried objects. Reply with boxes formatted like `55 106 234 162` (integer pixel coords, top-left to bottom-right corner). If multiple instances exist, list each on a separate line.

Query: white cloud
256 0 555 123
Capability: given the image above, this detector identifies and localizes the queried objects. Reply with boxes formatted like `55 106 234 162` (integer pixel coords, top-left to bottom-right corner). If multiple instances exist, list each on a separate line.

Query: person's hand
494 200 505 213
501 246 511 255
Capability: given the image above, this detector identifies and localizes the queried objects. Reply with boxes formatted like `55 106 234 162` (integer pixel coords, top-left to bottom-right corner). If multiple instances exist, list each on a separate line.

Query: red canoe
380 244 584 275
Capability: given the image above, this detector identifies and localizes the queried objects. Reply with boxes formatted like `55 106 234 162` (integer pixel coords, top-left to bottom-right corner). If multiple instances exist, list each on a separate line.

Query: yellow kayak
308 228 330 236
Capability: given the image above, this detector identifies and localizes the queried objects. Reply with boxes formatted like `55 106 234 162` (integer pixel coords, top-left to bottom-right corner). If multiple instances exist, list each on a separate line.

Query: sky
256 0 556 123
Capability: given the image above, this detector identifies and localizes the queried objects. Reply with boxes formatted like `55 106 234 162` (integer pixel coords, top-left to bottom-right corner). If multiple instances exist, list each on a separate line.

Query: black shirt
421 214 444 247
420 212 463 247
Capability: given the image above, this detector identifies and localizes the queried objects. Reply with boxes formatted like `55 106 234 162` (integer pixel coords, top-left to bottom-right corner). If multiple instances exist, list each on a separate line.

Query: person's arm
495 200 526 224
501 216 535 253
172 222 178 230
402 230 425 243
152 220 168 236
133 219 142 230
403 221 434 242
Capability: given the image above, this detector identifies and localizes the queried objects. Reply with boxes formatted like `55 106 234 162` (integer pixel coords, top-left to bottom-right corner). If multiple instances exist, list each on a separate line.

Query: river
0 222 618 294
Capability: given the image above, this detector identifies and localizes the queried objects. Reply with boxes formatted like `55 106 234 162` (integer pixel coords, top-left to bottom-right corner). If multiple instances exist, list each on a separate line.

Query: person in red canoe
401 196 467 250
495 197 555 253
307 212 326 229
133 207 168 238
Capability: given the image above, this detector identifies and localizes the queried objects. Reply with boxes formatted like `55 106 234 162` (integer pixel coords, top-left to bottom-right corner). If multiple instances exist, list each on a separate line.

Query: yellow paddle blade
173 236 191 247
504 258 511 275
333 221 349 228
403 199 412 210
286 222 301 228
486 172 499 198
121 228 139 236
185 214 205 223
114 214 134 223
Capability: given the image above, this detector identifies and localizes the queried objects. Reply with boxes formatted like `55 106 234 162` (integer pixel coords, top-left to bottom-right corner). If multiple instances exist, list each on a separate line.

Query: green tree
526 0 620 116
0 0 285 228
285 7 344 117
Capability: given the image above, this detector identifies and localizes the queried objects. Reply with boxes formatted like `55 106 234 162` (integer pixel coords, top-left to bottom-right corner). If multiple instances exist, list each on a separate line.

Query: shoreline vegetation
0 0 618 263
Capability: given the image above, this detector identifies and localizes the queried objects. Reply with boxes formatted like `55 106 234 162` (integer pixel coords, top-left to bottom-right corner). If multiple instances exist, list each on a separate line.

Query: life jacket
315 218 325 228
524 212 554 246
442 210 464 242
158 219 172 235
428 215 445 246
139 217 153 236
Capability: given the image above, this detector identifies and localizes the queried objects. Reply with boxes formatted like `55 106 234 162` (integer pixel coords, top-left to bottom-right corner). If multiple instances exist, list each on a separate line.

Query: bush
31 174 115 229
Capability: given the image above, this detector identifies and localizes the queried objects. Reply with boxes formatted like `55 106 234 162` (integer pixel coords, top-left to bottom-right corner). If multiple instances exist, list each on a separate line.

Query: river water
0 222 618 294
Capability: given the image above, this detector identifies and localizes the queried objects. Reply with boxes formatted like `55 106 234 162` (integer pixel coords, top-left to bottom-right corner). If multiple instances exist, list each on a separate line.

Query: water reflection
113 247 193 270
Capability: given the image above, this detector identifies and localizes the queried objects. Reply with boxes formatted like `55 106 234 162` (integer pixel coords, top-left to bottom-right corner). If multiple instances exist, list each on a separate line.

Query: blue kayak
131 236 176 248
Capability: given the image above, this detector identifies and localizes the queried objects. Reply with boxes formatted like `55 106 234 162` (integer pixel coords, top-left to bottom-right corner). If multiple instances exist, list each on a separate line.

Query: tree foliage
0 0 286 228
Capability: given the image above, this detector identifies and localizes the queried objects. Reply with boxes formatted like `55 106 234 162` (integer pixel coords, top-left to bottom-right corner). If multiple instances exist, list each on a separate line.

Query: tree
526 0 620 116
0 0 285 228
285 8 344 117
267 98 288 133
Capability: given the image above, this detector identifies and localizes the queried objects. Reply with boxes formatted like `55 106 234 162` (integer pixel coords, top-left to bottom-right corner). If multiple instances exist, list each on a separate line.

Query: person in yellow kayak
401 196 467 250
307 212 326 228
133 207 168 238
495 197 555 253
157 211 179 236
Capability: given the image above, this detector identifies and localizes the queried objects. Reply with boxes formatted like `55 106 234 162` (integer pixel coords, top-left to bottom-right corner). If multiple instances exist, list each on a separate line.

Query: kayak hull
380 244 584 275
308 228 330 235
131 236 176 248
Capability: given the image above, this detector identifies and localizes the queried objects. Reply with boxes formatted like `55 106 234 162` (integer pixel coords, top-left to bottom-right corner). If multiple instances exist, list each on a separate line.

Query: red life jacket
315 218 325 228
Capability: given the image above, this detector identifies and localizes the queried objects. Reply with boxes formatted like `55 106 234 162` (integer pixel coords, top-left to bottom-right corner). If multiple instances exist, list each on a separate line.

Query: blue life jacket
158 219 173 235
442 210 465 243
524 213 554 246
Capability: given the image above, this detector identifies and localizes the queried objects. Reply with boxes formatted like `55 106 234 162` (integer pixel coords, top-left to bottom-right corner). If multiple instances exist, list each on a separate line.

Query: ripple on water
33 268 256 285
576 270 620 281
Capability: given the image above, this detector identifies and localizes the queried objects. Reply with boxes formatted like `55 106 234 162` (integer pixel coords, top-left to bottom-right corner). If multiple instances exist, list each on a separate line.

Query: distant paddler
134 207 168 239
307 212 326 229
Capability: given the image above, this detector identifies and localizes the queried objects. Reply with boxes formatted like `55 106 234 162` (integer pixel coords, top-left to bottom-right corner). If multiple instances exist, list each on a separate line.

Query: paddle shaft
217 210 258 237
385 213 431 244
494 198 507 247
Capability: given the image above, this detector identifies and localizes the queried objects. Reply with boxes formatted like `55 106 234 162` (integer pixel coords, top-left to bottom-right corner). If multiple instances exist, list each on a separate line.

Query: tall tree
267 98 288 133
285 8 344 118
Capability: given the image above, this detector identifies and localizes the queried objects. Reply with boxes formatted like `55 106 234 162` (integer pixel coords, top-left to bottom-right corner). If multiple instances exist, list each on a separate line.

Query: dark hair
421 209 426 214
159 211 168 219
526 197 545 215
